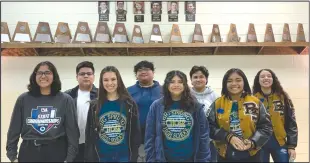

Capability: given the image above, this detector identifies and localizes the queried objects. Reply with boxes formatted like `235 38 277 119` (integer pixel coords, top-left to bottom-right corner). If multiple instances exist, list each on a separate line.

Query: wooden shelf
1 42 308 56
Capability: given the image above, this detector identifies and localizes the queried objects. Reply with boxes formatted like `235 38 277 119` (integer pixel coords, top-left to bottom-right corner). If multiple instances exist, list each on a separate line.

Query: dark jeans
74 143 85 162
18 136 67 162
218 144 261 162
210 140 217 162
261 134 289 162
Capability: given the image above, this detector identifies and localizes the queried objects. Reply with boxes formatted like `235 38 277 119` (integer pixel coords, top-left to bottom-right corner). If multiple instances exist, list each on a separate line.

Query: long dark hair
95 66 134 127
163 70 196 113
221 68 251 98
27 61 61 97
253 69 289 100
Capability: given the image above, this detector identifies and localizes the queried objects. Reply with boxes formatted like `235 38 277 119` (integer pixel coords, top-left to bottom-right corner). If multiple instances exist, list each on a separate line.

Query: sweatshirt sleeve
64 95 79 162
6 94 24 162
144 101 157 162
284 97 298 149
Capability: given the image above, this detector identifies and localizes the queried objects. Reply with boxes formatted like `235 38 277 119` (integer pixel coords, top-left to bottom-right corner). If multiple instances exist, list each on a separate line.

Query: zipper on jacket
95 144 100 161
128 104 133 161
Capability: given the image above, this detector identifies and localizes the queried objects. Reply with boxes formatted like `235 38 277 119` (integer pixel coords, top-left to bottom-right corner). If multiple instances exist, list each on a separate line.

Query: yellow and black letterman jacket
208 94 273 158
254 92 298 149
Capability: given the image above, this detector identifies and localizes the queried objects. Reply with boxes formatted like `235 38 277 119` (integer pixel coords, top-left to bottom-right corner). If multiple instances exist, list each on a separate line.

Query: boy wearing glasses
65 61 98 162
127 60 162 162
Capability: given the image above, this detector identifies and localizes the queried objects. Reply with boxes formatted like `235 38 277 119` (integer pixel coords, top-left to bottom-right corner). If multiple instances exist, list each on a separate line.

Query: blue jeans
261 134 289 162
210 141 217 162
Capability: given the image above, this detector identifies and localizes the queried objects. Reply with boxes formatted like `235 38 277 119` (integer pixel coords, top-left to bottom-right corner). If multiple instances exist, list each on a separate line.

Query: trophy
282 23 291 42
296 23 306 42
73 22 92 43
246 23 257 42
170 24 182 43
264 23 275 42
210 24 221 42
149 24 163 43
112 23 128 43
227 24 239 42
1 22 11 43
132 25 144 43
12 21 32 42
55 22 72 43
34 22 53 43
192 23 204 43
94 22 111 43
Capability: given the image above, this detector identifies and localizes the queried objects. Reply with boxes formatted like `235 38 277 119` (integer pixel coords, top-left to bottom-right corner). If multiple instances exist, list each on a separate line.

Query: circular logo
1 26 4 32
59 25 68 33
40 126 46 132
153 27 159 34
41 26 47 32
20 25 26 32
214 28 219 33
99 26 106 32
118 27 123 33
135 28 140 34
173 28 178 33
99 111 127 145
80 25 86 32
162 109 193 142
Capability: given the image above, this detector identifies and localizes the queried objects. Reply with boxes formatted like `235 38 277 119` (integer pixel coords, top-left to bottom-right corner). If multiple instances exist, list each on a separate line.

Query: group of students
6 60 298 162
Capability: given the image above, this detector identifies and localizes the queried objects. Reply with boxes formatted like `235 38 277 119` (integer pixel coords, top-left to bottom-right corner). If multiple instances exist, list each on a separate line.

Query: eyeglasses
78 72 94 76
36 71 52 76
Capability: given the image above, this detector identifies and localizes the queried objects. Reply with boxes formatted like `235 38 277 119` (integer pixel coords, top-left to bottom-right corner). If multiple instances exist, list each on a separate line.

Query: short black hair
134 60 155 74
76 61 95 74
27 61 61 96
189 65 209 79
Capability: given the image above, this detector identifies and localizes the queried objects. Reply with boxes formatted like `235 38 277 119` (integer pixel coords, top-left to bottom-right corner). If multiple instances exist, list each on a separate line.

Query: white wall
1 1 309 162
1 2 309 43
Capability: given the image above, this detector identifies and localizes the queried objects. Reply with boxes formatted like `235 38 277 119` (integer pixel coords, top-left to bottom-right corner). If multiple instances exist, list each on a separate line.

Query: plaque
73 22 92 43
264 23 275 42
116 1 127 22
210 24 221 42
227 24 239 42
94 22 111 43
134 15 144 22
170 24 182 43
55 22 72 43
12 21 32 42
296 23 306 42
192 23 204 43
152 14 161 22
1 22 11 43
112 23 128 43
168 14 178 22
132 25 144 43
282 23 291 42
34 22 53 43
98 1 109 21
246 23 257 42
185 14 195 22
149 24 163 43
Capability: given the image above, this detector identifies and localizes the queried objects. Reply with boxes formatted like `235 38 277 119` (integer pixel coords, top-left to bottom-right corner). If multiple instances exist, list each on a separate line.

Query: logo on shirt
26 106 61 134
243 102 259 123
273 100 284 116
99 111 127 145
162 109 193 142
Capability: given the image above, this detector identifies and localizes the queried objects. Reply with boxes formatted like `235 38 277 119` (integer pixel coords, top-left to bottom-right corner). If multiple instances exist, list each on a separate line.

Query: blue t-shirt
98 100 129 162
162 101 194 162
229 101 243 138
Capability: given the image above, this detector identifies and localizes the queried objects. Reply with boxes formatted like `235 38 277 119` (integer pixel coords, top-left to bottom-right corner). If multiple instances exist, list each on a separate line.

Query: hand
288 149 296 161
229 136 246 151
13 159 18 162
243 139 253 150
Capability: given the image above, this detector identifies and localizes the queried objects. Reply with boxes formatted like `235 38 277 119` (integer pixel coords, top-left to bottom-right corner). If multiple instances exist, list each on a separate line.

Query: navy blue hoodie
127 81 162 142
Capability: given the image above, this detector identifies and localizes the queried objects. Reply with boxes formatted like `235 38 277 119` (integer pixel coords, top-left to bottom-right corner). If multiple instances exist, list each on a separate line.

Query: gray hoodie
191 86 219 117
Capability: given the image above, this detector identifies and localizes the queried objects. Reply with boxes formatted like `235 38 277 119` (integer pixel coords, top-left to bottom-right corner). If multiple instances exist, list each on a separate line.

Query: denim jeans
261 134 289 162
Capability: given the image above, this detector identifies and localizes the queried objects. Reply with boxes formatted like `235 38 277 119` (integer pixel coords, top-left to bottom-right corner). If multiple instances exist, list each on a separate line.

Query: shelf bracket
213 47 219 55
257 46 264 55
80 48 85 55
33 48 40 56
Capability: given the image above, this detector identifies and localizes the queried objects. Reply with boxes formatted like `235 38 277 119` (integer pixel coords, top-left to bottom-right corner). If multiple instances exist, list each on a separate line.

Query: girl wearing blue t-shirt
144 70 211 162
84 66 141 162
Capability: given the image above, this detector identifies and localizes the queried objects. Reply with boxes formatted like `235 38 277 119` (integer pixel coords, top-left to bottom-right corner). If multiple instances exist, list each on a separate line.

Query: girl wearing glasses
6 61 79 162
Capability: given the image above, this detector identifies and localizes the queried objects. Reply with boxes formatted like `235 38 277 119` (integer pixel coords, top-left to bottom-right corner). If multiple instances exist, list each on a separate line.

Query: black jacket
64 85 98 103
84 99 141 162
